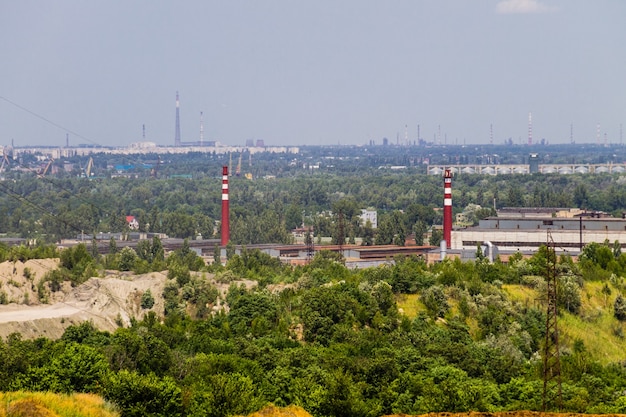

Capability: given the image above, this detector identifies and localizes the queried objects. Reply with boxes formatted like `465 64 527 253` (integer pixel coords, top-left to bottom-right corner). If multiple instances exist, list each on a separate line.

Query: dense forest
2 239 626 416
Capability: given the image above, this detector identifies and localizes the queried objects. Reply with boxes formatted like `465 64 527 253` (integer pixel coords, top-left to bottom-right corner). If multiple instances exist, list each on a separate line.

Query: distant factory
428 158 626 176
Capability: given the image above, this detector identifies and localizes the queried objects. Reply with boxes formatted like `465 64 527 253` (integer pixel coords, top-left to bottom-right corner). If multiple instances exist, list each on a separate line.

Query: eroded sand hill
0 258 262 340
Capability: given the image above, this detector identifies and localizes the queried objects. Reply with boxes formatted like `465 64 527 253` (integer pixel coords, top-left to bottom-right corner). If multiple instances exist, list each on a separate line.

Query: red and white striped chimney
443 169 452 249
221 166 230 245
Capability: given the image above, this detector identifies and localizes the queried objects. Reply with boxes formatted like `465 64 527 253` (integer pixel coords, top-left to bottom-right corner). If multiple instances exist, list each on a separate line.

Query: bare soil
0 259 256 340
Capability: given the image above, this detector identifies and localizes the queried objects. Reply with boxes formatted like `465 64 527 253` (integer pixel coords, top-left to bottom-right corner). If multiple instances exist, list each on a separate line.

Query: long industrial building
452 208 626 254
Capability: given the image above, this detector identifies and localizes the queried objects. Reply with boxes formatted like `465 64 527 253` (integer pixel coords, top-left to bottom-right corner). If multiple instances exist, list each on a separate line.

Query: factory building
452 208 626 253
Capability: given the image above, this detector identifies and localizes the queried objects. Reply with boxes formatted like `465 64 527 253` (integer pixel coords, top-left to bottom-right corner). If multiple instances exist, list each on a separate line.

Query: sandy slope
0 267 169 340
0 259 258 340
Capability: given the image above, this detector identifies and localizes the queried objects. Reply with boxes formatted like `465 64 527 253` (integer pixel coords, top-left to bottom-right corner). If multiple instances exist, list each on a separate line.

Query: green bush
103 370 183 417
141 289 155 309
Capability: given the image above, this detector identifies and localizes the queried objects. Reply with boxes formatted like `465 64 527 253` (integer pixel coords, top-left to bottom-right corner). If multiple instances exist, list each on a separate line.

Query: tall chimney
221 166 230 245
443 169 453 249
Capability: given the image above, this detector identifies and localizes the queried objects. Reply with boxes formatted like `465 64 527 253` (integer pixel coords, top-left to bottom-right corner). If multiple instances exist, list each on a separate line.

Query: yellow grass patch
396 293 424 319
503 282 626 365
502 284 540 304
0 392 118 417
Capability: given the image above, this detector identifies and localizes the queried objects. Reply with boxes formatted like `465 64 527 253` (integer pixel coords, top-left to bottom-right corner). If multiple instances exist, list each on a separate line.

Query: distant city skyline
1 1 624 148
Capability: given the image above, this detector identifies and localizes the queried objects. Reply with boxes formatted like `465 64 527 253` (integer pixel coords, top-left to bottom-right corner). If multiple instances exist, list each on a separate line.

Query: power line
0 180 84 235
0 95 99 146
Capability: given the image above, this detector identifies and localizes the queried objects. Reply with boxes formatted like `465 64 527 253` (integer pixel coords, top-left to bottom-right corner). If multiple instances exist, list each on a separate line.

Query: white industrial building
452 208 626 254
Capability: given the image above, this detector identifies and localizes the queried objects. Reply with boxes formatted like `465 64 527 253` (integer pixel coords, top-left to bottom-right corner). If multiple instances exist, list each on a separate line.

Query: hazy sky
1 0 624 147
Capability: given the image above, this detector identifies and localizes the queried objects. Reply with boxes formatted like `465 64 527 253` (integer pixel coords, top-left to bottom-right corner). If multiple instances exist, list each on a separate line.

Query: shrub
23 267 32 280
141 289 155 309
420 285 449 318
119 247 138 272
103 370 183 417
615 294 626 321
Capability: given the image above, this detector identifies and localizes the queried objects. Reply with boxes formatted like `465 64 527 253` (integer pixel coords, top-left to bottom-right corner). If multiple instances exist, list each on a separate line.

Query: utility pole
542 230 563 411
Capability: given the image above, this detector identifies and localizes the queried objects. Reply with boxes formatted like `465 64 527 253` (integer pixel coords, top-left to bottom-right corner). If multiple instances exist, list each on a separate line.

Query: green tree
188 372 264 417
213 244 221 266
614 240 622 259
413 220 428 245
109 237 118 255
420 285 449 318
285 203 303 231
103 370 183 417
573 183 589 208
361 220 374 246
226 241 236 260
136 239 152 262
14 342 109 393
430 228 443 246
229 291 280 337
151 236 165 262
141 289 155 309
119 246 138 271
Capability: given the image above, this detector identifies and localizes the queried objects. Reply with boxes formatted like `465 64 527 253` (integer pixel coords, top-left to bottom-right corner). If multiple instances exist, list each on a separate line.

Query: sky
0 0 624 148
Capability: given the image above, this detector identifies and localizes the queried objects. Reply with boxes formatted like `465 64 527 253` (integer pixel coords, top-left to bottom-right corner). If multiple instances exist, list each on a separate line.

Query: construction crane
0 152 10 173
85 157 94 177
38 159 54 178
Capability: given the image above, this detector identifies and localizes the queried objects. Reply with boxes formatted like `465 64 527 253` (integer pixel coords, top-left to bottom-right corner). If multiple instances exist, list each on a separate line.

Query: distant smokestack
443 169 453 249
200 111 204 146
221 166 230 245
528 112 532 146
174 92 181 147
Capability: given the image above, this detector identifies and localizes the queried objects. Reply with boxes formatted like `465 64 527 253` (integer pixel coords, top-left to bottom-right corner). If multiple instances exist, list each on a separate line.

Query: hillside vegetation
2 241 626 416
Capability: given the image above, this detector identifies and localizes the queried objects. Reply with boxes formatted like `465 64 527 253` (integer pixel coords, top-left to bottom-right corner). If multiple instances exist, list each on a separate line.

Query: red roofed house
126 216 139 230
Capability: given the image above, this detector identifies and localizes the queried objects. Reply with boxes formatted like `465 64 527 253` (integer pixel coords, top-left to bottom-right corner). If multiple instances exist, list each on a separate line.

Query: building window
543 220 553 226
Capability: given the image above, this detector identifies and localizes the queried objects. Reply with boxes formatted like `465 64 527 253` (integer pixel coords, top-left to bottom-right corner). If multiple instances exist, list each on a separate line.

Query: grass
0 392 118 417
396 293 423 318
397 282 626 365
503 281 626 365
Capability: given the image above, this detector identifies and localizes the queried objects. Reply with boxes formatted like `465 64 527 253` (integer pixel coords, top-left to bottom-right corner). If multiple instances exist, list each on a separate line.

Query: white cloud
496 0 558 14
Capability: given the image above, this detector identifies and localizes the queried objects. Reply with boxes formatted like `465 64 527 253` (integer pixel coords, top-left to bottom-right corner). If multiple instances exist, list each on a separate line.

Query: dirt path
0 302 83 323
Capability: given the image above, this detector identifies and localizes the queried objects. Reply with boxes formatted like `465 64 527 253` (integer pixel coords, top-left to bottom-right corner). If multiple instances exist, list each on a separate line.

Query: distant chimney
443 169 453 249
221 166 230 245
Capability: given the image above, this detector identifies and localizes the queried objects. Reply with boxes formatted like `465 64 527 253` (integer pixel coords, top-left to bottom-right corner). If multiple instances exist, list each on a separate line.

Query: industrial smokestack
221 166 230 246
443 169 453 249
174 92 181 147
528 112 532 146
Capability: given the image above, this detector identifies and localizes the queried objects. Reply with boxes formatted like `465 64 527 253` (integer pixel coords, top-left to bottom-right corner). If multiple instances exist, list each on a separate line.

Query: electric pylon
542 230 563 411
